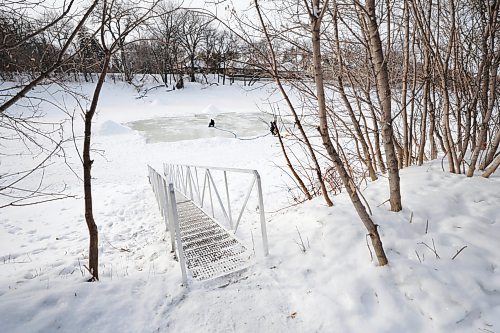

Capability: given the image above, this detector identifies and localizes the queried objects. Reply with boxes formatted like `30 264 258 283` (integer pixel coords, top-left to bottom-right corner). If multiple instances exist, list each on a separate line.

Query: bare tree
307 0 388 265
80 0 161 281
0 0 98 209
0 0 98 112
358 0 402 212
178 10 213 82
251 0 388 265
148 2 183 86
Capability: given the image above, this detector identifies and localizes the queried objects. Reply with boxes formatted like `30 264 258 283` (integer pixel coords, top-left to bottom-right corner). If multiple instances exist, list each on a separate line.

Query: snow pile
264 162 500 332
98 120 132 136
200 103 224 115
0 81 499 333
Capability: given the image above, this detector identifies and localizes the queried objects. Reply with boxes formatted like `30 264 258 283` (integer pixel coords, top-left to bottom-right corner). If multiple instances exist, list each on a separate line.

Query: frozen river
126 112 271 143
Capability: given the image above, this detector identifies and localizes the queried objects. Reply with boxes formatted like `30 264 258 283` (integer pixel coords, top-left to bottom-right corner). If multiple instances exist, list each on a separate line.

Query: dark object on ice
209 119 215 127
270 121 278 136
175 76 184 89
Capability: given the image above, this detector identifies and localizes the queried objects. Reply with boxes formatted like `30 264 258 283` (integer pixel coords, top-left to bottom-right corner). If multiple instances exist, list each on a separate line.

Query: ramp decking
175 195 252 280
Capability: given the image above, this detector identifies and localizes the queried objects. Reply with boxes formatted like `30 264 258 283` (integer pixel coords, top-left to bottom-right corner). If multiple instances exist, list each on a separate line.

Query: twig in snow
441 154 446 172
425 219 429 234
251 230 256 256
104 236 131 253
452 246 468 260
77 258 84 277
409 211 413 224
135 84 165 99
83 265 97 281
366 234 374 262
432 239 438 258
377 198 390 207
415 250 422 263
418 239 440 259
295 226 307 253
266 200 306 214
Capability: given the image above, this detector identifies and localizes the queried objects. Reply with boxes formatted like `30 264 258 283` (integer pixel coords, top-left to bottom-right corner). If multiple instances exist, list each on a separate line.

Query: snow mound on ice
200 104 224 115
98 120 132 136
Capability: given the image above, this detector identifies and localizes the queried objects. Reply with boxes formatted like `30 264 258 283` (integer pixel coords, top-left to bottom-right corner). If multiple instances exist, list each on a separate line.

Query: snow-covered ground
0 81 499 332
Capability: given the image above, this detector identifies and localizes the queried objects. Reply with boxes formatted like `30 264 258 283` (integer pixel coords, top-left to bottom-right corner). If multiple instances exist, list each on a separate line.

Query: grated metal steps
174 196 252 281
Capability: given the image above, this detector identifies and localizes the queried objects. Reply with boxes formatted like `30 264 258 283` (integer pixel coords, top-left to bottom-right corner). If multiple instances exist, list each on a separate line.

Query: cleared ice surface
126 112 271 142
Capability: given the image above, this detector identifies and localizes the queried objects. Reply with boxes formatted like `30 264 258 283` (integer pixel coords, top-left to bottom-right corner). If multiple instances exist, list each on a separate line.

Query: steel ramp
175 196 253 281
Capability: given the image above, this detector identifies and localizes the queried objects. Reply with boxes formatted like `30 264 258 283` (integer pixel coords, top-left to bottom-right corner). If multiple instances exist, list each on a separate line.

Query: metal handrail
164 163 269 257
166 163 257 174
148 165 188 285
167 183 188 284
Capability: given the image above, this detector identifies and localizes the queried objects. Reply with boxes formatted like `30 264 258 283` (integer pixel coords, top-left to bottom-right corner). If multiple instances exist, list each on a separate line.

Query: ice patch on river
126 112 272 143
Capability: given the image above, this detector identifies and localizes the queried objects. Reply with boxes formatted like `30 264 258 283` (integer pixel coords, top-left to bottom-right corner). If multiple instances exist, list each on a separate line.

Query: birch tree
358 0 402 212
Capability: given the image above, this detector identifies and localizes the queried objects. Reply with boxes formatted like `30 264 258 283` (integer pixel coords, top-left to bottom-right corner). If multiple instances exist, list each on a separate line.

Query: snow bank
1 81 499 333
200 104 224 115
98 120 132 136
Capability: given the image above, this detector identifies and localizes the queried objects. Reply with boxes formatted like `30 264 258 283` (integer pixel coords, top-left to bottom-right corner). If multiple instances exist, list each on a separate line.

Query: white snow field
0 81 499 332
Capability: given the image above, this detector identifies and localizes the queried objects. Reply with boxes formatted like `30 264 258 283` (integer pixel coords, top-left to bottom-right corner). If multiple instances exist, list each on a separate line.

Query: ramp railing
164 163 269 257
147 165 188 285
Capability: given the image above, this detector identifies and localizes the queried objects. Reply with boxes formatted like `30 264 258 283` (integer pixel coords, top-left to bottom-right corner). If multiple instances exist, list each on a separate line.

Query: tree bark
276 123 313 200
482 154 500 178
311 0 387 265
190 55 196 82
401 0 410 167
418 78 429 165
364 88 386 173
363 0 402 211
467 60 498 176
83 52 112 281
254 0 333 206
482 130 500 170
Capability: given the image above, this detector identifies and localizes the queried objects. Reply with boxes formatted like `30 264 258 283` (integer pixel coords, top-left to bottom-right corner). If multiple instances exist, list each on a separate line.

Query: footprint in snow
7 225 22 234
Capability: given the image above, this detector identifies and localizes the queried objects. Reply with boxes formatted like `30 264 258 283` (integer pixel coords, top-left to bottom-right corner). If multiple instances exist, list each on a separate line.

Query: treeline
1 2 289 87
1 0 498 187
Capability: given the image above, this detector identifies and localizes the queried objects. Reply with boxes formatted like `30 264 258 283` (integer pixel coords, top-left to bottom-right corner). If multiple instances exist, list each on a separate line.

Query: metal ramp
148 164 268 285
175 196 252 280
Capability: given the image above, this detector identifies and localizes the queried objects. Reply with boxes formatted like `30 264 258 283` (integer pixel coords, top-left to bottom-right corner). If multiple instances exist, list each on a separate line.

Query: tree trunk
401 0 410 167
418 79 429 165
482 130 500 170
83 52 111 281
190 55 196 82
276 124 312 200
482 154 500 178
312 0 387 265
442 89 457 173
254 0 333 206
364 0 402 211
365 88 386 173
467 64 498 176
